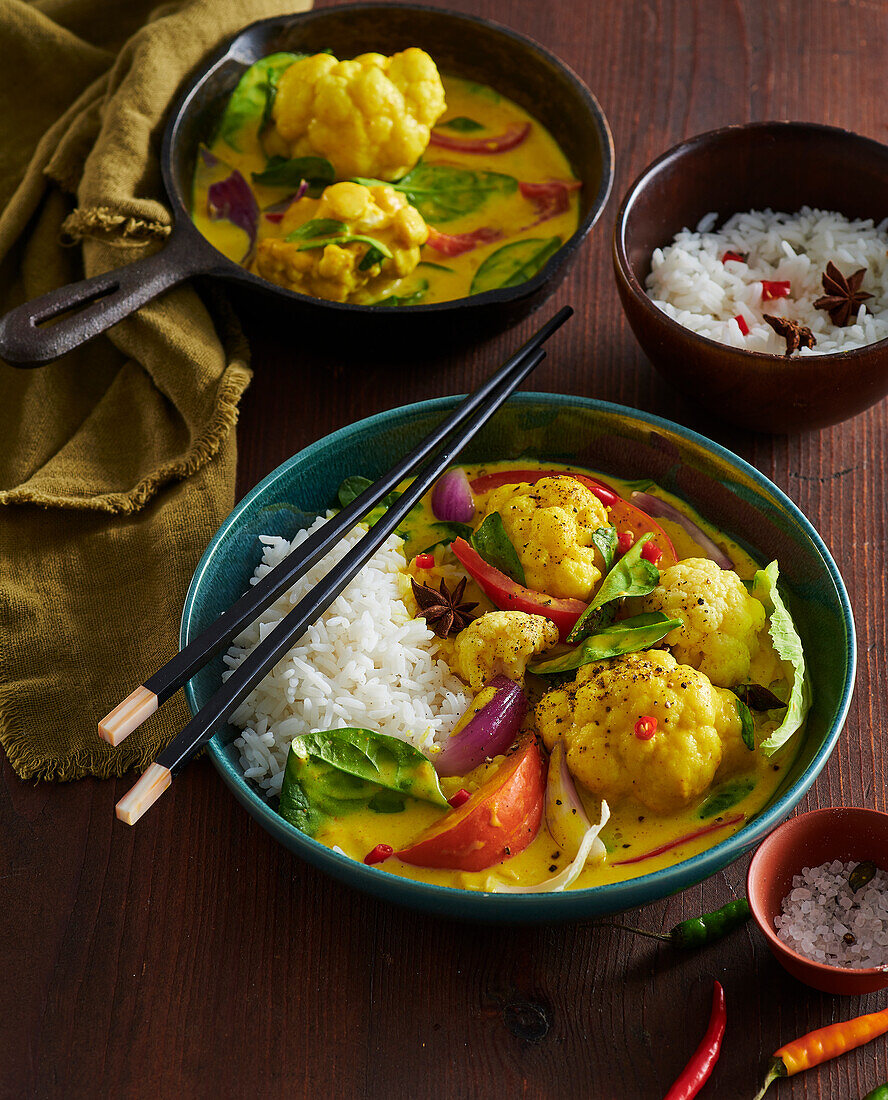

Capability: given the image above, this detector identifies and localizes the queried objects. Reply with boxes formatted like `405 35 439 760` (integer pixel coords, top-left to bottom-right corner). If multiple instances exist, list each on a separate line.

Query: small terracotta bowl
747 807 888 994
613 122 888 433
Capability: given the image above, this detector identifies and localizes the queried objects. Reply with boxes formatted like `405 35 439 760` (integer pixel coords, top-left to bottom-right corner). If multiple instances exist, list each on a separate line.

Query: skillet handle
0 230 204 367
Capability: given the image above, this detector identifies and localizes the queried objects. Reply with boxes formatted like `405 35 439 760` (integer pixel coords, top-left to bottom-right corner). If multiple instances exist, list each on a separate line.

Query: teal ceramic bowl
181 395 855 922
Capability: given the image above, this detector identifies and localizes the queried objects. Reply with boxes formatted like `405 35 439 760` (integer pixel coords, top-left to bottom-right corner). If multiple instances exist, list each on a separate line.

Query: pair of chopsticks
106 305 572 825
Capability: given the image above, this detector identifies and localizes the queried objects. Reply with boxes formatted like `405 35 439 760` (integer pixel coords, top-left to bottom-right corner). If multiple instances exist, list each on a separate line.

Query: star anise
763 313 817 356
813 261 873 326
411 576 477 638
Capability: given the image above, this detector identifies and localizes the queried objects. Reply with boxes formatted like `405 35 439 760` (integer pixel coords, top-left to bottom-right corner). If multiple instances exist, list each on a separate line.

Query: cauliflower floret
483 477 610 600
535 650 745 813
254 181 428 303
639 557 769 688
452 611 559 692
272 49 446 180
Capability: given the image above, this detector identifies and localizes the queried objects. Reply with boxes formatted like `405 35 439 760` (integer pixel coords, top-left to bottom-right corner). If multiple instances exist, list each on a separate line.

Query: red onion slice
435 676 526 777
431 467 475 524
630 492 734 570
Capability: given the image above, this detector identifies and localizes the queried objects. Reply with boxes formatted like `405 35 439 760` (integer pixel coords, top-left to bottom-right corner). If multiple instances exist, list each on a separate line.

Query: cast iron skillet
0 4 614 367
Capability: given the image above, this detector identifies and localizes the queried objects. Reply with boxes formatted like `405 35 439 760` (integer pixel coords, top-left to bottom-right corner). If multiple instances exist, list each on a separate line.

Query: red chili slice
721 250 746 264
761 280 791 300
429 122 531 153
447 789 471 808
734 314 750 335
613 814 745 865
426 225 503 256
634 715 657 740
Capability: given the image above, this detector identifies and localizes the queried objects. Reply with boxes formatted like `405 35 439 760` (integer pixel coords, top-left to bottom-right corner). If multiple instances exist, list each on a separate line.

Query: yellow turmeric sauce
314 461 802 892
191 73 580 305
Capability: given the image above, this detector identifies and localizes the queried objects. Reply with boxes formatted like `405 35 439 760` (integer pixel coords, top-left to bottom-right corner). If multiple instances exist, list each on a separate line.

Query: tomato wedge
426 226 503 256
450 538 586 642
468 469 678 569
396 735 545 870
428 121 531 153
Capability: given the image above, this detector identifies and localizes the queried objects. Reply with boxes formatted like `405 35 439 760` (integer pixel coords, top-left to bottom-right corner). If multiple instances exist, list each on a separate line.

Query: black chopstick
98 305 572 748
115 341 549 824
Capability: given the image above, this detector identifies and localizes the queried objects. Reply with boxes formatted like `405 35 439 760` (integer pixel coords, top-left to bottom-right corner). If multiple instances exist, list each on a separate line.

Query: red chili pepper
447 788 471 808
663 981 726 1100
761 280 791 300
617 531 635 555
641 542 663 566
265 211 285 224
426 225 503 256
721 250 746 263
634 715 658 740
415 553 435 570
363 844 394 866
614 814 745 865
429 121 531 153
734 314 750 335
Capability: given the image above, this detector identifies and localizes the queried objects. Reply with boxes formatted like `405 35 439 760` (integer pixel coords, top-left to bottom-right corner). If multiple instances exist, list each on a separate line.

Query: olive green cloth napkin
0 0 309 780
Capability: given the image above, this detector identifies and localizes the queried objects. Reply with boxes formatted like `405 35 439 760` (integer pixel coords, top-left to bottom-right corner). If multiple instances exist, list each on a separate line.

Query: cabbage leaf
752 561 811 757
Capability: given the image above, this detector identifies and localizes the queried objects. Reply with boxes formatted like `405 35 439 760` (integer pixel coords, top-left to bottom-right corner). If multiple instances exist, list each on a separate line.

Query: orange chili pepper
754 1006 888 1098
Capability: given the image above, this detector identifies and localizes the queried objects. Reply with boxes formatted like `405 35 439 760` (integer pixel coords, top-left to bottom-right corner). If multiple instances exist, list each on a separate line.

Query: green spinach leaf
290 232 392 262
417 261 454 273
438 116 485 132
252 155 335 193
336 475 401 528
567 534 660 644
278 727 448 836
286 218 348 239
419 520 475 553
353 163 518 223
217 53 304 152
736 696 756 750
529 612 681 675
374 281 429 308
469 512 526 585
470 237 562 295
697 777 756 819
591 525 618 572
751 561 811 757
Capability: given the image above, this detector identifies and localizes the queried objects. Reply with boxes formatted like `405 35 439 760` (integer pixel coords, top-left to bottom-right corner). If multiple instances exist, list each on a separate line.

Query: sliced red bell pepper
428 121 531 153
450 538 586 642
469 469 678 568
426 225 503 256
519 179 582 226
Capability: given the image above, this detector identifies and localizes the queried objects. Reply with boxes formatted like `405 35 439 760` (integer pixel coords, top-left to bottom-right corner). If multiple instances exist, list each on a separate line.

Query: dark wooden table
4 0 888 1096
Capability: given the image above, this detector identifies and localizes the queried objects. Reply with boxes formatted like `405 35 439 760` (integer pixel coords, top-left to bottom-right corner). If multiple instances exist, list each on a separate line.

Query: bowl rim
181 392 856 917
164 1 615 315
746 806 888 978
613 119 888 364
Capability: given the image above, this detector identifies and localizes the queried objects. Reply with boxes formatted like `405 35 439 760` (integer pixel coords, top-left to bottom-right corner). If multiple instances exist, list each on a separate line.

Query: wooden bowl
747 807 888 994
613 122 888 433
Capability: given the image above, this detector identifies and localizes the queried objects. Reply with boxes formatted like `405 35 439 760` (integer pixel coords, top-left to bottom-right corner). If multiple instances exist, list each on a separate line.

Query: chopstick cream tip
115 763 171 825
99 686 158 746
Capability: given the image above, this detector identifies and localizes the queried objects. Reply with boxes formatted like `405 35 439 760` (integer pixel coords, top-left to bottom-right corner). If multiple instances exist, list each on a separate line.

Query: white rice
224 515 470 795
646 207 888 355
774 859 888 968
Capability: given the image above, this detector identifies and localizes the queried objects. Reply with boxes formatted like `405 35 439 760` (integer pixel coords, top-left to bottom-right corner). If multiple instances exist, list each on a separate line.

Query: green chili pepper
613 898 751 949
862 1086 888 1100
849 861 877 892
